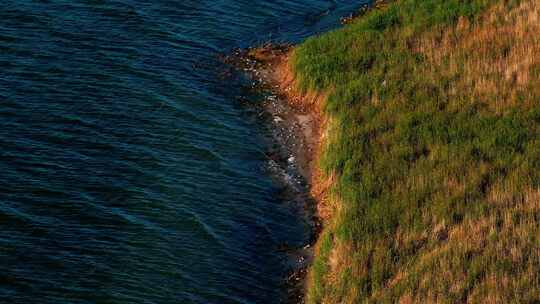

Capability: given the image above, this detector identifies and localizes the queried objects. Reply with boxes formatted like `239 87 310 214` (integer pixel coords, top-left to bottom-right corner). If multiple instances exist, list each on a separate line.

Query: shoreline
259 47 329 304
221 5 385 302
222 0 540 302
225 44 330 303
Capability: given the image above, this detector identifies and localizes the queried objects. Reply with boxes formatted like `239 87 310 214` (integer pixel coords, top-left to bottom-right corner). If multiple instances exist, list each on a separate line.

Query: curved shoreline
223 0 540 302
260 47 329 304
225 45 330 303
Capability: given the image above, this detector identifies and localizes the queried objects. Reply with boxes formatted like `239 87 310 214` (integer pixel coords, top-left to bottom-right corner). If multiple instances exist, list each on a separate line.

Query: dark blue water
0 1 366 303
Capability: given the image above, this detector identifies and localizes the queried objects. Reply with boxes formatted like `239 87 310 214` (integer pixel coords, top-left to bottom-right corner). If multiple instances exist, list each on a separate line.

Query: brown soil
267 48 328 304
263 48 333 222
224 44 332 303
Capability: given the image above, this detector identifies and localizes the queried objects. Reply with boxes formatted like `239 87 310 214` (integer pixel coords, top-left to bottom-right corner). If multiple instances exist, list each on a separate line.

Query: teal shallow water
0 1 367 303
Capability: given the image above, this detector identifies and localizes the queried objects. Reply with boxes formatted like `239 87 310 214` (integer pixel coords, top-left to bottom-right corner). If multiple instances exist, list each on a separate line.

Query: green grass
293 0 540 302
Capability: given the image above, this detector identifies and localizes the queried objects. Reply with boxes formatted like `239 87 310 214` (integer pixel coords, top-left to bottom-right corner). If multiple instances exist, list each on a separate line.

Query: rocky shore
223 44 329 303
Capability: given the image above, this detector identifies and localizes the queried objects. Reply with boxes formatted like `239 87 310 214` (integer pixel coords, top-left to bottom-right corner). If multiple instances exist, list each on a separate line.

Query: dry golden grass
419 0 540 113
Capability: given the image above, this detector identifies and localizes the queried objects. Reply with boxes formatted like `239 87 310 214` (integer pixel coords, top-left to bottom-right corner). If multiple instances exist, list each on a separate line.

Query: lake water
0 1 366 303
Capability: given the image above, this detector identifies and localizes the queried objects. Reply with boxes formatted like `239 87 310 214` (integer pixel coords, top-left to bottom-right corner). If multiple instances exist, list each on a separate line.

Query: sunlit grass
293 0 540 302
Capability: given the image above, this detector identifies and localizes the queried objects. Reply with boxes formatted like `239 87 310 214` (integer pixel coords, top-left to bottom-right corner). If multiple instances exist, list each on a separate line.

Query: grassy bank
291 0 540 302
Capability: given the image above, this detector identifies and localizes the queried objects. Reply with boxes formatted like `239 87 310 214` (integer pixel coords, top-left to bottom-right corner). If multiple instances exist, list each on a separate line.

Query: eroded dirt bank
224 45 331 303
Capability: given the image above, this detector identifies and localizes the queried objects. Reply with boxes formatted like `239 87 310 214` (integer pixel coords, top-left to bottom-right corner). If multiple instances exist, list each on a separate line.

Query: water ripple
0 0 368 303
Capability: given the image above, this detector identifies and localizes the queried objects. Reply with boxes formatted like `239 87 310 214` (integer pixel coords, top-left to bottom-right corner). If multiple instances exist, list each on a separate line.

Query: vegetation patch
293 0 540 302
